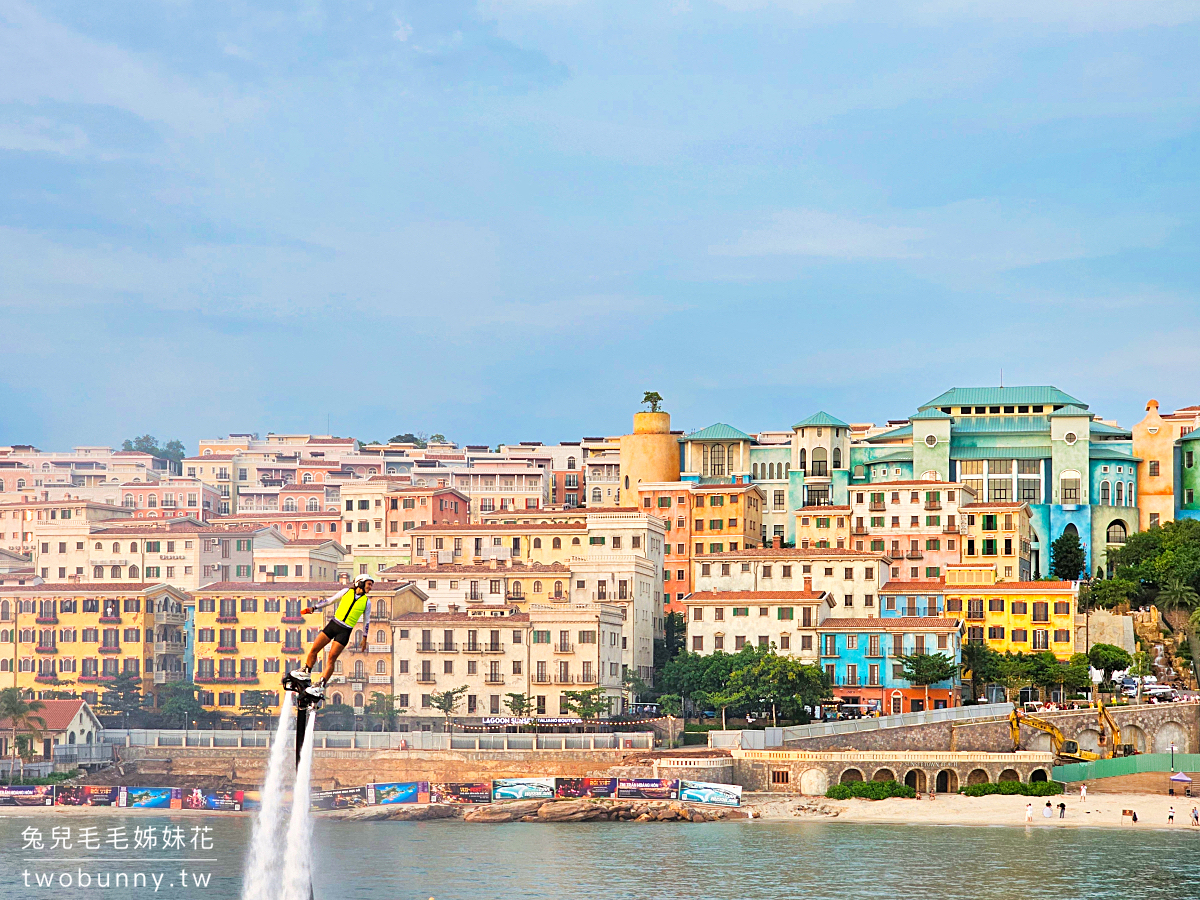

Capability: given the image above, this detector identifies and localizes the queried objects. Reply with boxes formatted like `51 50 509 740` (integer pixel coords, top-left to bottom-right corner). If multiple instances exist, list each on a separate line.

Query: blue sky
3 0 1199 449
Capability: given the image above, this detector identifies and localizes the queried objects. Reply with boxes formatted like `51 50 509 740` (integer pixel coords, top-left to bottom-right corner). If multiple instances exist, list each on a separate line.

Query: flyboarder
283 575 374 701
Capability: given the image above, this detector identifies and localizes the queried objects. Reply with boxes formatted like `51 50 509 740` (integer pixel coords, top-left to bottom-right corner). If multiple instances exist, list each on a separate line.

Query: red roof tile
409 523 585 532
687 590 825 601
0 699 88 733
395 609 529 623
707 547 889 559
382 561 571 575
820 617 961 629
881 580 946 592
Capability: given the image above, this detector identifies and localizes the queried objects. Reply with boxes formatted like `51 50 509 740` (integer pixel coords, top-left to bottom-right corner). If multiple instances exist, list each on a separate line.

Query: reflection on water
4 815 1200 899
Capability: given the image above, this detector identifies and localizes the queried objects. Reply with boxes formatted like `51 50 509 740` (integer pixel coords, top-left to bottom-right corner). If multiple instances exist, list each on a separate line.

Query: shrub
826 780 917 800
960 780 1064 797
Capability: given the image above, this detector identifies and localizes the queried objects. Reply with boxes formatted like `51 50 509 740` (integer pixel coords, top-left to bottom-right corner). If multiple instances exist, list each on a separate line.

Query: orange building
1133 399 1200 529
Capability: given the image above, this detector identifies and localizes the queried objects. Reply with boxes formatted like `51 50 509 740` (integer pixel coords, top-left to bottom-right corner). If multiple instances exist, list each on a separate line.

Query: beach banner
367 782 430 805
616 778 679 800
678 780 741 807
555 777 618 799
430 782 492 804
242 790 262 810
119 787 182 809
0 785 54 806
54 785 120 807
492 778 555 801
310 787 368 811
182 788 245 811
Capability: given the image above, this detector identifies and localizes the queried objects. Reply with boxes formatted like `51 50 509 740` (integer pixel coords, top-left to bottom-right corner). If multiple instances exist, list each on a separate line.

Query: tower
619 409 681 503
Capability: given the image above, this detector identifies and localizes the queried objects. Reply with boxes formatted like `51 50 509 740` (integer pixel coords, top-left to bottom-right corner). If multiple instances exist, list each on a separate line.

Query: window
1149 460 1160 477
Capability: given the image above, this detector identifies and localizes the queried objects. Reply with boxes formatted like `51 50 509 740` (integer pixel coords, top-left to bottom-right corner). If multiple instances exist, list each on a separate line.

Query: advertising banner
309 787 368 811
54 785 120 807
119 787 182 809
616 778 679 800
678 780 742 807
430 782 491 804
0 785 54 806
182 788 245 811
554 777 618 799
242 790 262 810
492 778 555 801
367 782 429 805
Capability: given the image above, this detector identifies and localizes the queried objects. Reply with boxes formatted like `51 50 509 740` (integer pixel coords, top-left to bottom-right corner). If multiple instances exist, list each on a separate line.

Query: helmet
353 574 375 587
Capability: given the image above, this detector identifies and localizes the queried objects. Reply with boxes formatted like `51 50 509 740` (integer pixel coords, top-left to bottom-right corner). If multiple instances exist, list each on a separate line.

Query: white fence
102 729 653 752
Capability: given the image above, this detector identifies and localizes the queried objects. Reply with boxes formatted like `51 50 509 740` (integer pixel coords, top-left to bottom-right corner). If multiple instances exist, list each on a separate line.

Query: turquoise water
3 815 1200 899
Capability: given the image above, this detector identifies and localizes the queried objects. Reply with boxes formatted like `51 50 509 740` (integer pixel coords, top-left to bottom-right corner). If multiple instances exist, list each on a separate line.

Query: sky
2 0 1199 450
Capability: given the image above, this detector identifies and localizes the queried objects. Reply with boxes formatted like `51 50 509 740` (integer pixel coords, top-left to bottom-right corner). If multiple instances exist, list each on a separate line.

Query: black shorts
322 620 353 646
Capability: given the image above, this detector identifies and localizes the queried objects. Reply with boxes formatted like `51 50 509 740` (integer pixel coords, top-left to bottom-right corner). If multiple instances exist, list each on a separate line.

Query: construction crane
1096 699 1138 758
1009 705 1101 762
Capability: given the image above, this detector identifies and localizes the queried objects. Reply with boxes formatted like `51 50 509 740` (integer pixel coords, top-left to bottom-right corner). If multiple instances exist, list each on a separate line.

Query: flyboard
282 671 324 900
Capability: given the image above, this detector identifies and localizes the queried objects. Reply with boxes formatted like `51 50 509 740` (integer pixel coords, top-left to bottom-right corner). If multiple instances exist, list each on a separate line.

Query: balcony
465 591 484 603
35 616 58 625
868 501 885 512
942 524 960 534
809 464 829 478
368 643 391 653
369 675 390 684
215 644 239 654
416 643 438 653
35 674 61 684
924 500 942 511
98 645 122 654
99 616 121 625
281 615 305 624
416 673 436 684
154 671 185 685
577 673 597 684
554 642 574 654
905 550 923 559
549 593 567 602
464 643 504 654
155 608 186 626
154 640 185 655
484 674 505 685
555 673 575 684
35 645 58 655
533 674 552 684
851 526 869 536
216 616 239 624
438 642 458 652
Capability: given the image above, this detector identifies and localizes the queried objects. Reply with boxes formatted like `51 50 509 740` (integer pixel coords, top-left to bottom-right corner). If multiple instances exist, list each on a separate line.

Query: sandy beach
748 791 1200 830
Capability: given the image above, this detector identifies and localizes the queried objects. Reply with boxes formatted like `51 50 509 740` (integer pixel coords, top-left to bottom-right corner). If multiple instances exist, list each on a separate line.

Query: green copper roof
866 424 913 442
951 416 1050 434
863 450 914 464
1182 430 1200 443
950 446 1052 460
792 411 849 429
680 423 754 442
1089 445 1141 461
910 408 952 420
1090 421 1132 437
1049 404 1091 418
919 386 1086 411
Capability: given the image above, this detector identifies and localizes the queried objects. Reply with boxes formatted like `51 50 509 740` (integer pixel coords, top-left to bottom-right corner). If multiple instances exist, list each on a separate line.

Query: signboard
678 780 741 807
480 716 584 726
182 788 245 811
0 785 54 806
430 782 491 804
309 787 368 811
367 782 429 805
119 787 181 809
555 777 618 799
492 778 555 801
616 778 678 800
242 790 262 810
54 785 119 807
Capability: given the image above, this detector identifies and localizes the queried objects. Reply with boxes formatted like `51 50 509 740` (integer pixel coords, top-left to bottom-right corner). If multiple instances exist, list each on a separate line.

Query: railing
554 642 574 654
464 644 505 654
906 550 923 559
416 674 436 684
851 526 869 535
534 675 552 684
484 675 505 685
555 673 575 684
368 644 390 653
438 642 458 652
810 464 829 477
416 643 438 653
154 641 184 654
154 671 185 684
53 743 115 766
924 500 942 510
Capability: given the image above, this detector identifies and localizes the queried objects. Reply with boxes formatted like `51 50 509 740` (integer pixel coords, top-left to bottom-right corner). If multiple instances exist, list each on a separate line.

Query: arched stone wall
839 768 864 784
998 768 1020 782
1075 728 1102 754
800 768 829 796
967 769 990 785
1122 724 1148 752
1030 769 1048 783
872 768 895 782
1154 721 1189 754
904 769 927 792
935 770 959 793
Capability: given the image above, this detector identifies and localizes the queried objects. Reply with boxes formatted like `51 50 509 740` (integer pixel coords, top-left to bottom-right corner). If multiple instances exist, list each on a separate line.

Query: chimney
505 558 512 569
489 558 498 570
803 576 812 592
774 536 783 549
339 572 350 585
266 572 276 583
430 557 438 570
448 603 459 613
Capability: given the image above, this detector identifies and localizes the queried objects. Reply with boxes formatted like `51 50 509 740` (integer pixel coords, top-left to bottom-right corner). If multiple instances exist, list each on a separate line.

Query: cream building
683 589 831 658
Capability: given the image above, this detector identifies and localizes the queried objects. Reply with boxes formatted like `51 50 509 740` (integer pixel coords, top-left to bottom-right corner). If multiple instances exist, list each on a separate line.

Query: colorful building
1132 399 1200 528
848 481 973 580
252 539 346 582
795 505 851 550
960 501 1032 581
942 564 1077 659
683 589 831 657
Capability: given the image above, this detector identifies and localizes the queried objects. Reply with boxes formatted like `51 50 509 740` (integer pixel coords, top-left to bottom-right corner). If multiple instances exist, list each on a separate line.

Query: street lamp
1171 741 1177 773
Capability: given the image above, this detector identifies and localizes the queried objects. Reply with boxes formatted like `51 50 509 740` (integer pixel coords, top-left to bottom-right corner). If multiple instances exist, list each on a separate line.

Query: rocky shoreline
332 797 745 824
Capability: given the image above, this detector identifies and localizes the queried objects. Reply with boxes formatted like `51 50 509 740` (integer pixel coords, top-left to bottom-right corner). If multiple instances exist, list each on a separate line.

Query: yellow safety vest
333 588 368 628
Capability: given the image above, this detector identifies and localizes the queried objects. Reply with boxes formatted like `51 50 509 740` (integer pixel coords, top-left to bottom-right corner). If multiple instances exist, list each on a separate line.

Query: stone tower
619 408 680 503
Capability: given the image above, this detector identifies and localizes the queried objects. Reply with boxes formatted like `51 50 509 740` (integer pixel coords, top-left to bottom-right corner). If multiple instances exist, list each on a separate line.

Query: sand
747 791 1200 830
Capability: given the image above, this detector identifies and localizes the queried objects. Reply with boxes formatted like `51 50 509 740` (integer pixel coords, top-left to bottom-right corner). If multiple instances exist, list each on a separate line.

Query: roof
216 511 340 519
851 479 965 488
382 561 571 575
94 522 268 534
864 424 913 443
820 617 962 630
395 609 530 623
792 411 850 429
686 590 826 602
1089 446 1140 461
944 580 1075 592
408 523 585 532
950 446 1051 460
1090 421 1132 437
691 482 762 493
706 547 889 559
880 580 946 592
0 699 88 733
858 450 914 465
797 505 851 512
274 539 346 549
0 582 173 593
194 581 347 592
681 423 755 442
1181 430 1200 443
950 416 1050 434
183 454 238 461
960 501 1027 510
1049 405 1091 418
910 408 952 421
919 386 1086 410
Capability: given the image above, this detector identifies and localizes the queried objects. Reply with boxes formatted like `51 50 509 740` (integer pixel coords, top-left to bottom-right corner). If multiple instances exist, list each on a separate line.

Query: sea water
241 690 295 900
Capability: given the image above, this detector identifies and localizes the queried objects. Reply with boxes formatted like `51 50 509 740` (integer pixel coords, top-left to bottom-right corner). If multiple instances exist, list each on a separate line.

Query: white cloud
0 116 88 155
712 209 924 260
393 17 413 42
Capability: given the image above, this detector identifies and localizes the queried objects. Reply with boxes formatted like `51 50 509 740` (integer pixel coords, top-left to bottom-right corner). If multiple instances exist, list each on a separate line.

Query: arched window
1100 482 1110 504
552 537 561 549
567 457 576 470
367 468 377 475
0 659 8 672
147 494 157 508
511 582 523 597
752 463 759 479
572 537 580 546
0 480 4 492
833 447 842 469
798 449 806 473
784 463 790 477
303 473 313 483
554 580 563 596
332 692 343 706
0 600 7 621
354 692 364 707
1063 523 1079 536
1115 482 1123 506
283 498 297 512
710 443 726 477
353 660 365 679
374 599 388 618
811 447 828 476
1107 521 1128 544
766 463 773 480
592 487 602 503
94 566 104 579
376 659 386 674
375 629 386 643
124 494 135 507
95 542 102 550
1059 470 1082 503
533 538 542 549
16 478 26 489
307 498 319 512
128 565 139 579
110 566 121 579
42 463 50 471
1127 483 1135 506
533 581 542 593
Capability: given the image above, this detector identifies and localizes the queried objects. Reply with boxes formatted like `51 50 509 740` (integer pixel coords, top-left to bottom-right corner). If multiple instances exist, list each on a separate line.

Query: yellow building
0 582 189 704
190 580 425 715
410 523 586 566
691 483 765 556
794 505 851 550
942 564 1077 659
960 501 1033 581
619 410 681 501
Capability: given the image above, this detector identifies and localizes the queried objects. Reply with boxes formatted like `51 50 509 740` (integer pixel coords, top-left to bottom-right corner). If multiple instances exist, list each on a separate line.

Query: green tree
897 652 958 711
562 687 612 720
428 433 447 444
1050 530 1086 581
1063 653 1094 697
695 687 745 730
1111 519 1200 599
98 673 145 728
959 642 1001 702
654 611 686 672
239 691 275 730
996 652 1034 702
1081 577 1139 610
0 688 45 782
367 692 404 731
387 433 427 448
1088 642 1133 688
157 680 204 729
428 685 469 736
503 692 535 717
641 391 663 413
121 435 187 468
732 651 829 725
1155 577 1200 613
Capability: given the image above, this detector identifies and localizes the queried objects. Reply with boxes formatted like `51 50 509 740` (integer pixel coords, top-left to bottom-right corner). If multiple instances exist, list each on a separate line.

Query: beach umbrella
1169 772 1192 783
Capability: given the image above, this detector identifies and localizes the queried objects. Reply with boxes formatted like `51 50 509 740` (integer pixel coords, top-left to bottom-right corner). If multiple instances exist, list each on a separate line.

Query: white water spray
241 691 295 900
281 716 317 900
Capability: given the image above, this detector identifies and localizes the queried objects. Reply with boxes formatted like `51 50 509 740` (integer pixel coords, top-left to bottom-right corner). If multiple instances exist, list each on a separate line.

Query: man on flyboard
283 575 373 701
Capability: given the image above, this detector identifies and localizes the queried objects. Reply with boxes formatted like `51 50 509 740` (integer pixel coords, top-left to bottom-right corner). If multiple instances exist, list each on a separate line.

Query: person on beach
288 575 374 699
1079 783 1087 802
1042 801 1053 818
1168 807 1174 824
1190 807 1198 826
1057 802 1066 819
1025 803 1033 823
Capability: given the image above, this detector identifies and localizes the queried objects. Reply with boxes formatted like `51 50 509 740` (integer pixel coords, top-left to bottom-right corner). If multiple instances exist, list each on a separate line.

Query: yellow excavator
1008 700 1137 762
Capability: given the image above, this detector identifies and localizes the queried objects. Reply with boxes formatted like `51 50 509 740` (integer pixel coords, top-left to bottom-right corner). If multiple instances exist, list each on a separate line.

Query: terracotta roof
852 480 966 488
687 590 825 602
821 617 962 630
194 582 346 592
217 512 339 519
183 454 237 461
707 548 889 559
691 483 762 493
306 438 356 444
408 523 585 532
960 502 1026 509
0 500 130 509
797 506 851 512
946 581 1075 591
0 699 87 733
94 522 267 534
395 609 530 624
0 582 166 593
277 539 343 547
881 580 946 592
381 561 571 575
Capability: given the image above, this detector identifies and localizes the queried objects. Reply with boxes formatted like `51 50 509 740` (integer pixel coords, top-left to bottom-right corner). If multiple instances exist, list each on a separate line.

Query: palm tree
0 688 46 783
1156 578 1200 612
